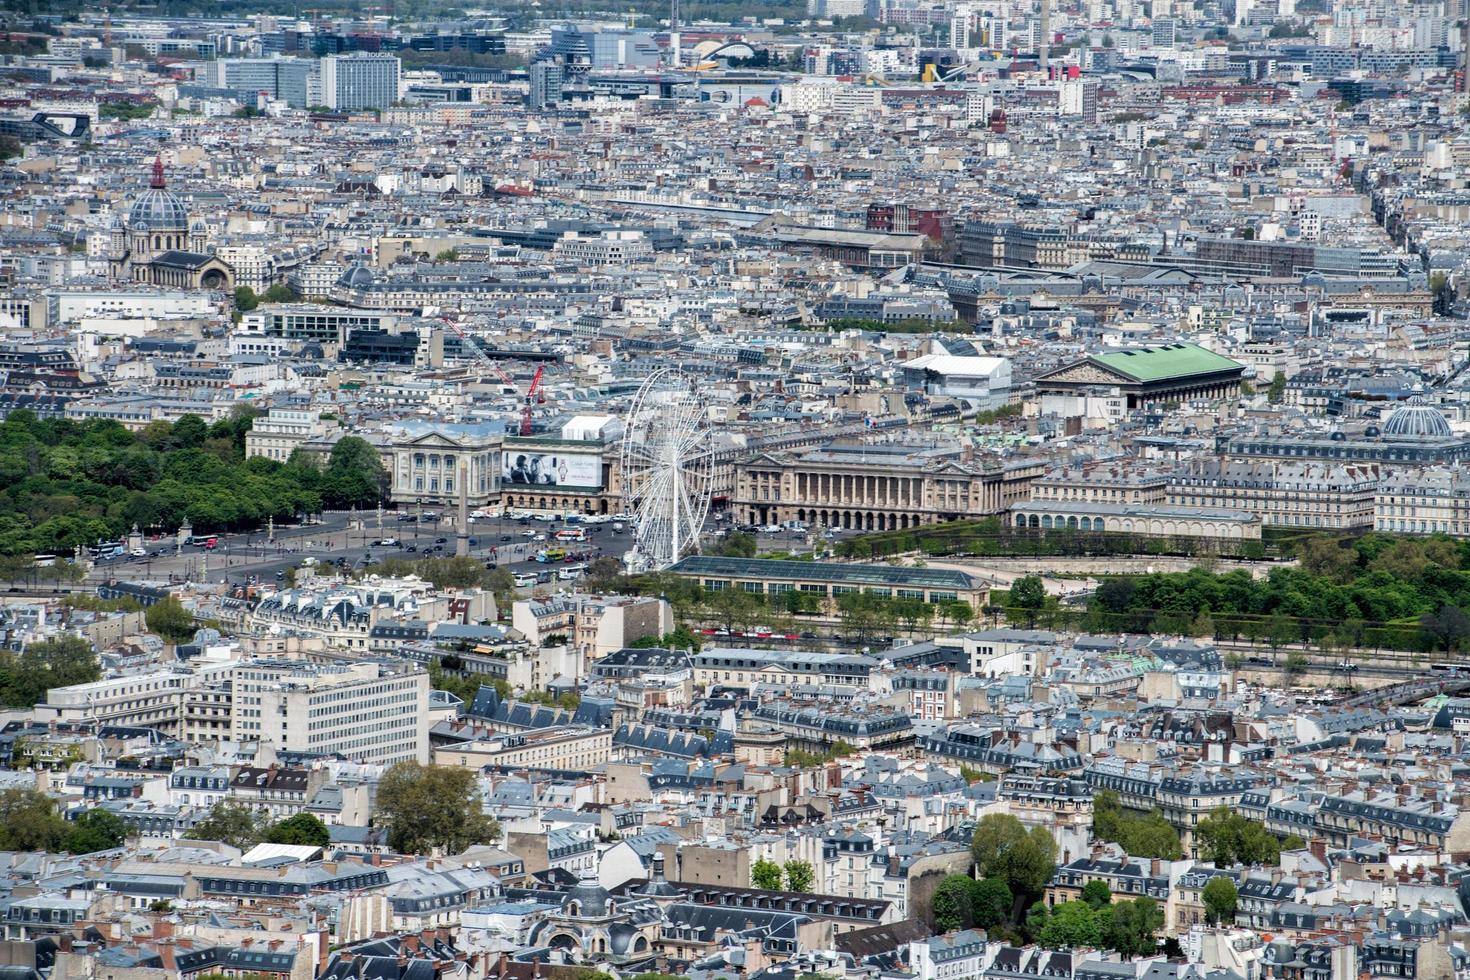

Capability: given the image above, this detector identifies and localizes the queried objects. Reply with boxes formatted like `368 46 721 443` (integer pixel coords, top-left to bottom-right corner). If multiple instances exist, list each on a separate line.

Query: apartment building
1375 467 1470 536
229 659 430 765
433 726 612 771
34 658 238 735
1168 459 1378 530
244 408 340 463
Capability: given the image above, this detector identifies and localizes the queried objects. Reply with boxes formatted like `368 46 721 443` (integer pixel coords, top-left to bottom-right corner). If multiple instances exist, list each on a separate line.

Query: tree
1104 898 1162 959
751 857 784 890
0 789 65 851
1422 604 1470 652
1081 880 1112 910
1201 876 1238 925
375 761 501 855
971 814 1057 902
323 436 388 508
1267 611 1297 658
713 531 757 558
145 595 197 645
707 587 759 634
234 285 259 311
435 248 460 261
1008 575 1046 627
970 877 1013 929
170 414 209 450
1297 536 1357 580
1267 372 1286 404
586 556 625 591
1284 652 1309 679
1040 900 1102 948
62 808 128 854
0 135 21 161
190 802 265 850
783 860 815 893
1194 808 1281 867
0 636 100 709
931 874 975 931
484 566 516 603
265 812 331 848
1092 789 1182 860
261 284 298 303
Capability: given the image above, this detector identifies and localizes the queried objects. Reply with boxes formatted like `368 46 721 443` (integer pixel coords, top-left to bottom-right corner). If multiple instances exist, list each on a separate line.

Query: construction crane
441 316 545 436
522 365 544 437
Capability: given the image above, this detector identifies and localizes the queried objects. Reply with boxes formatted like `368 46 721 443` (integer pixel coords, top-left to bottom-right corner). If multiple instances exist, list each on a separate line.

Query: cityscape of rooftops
2 0 1470 977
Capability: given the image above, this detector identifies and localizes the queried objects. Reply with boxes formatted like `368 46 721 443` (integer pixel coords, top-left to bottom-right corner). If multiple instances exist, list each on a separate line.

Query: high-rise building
319 52 401 110
1151 18 1177 48
950 6 974 49
202 56 313 107
528 60 566 109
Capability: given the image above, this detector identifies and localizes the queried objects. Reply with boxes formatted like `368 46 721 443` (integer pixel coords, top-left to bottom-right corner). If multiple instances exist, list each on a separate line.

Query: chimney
404 936 419 953
497 951 509 977
1309 838 1327 862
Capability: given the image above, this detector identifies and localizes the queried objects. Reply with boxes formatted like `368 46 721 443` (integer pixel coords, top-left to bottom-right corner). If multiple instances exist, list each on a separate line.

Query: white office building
319 53 401 111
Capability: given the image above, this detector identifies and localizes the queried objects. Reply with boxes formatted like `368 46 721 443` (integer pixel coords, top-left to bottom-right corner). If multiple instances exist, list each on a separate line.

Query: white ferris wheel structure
620 369 714 572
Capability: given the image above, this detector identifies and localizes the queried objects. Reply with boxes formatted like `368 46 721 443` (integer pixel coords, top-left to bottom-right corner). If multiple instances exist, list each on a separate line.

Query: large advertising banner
503 451 602 488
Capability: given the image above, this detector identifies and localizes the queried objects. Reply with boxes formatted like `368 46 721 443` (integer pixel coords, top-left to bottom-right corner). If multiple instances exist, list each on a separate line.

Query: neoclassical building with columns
1008 500 1262 542
735 443 1044 530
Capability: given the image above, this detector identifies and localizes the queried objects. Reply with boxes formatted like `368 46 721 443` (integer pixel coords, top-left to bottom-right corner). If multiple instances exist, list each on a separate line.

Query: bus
535 548 567 563
555 528 586 543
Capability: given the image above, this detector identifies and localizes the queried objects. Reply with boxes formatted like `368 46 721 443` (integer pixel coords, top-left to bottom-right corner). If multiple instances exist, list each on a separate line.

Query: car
522 529 538 538
500 535 513 542
533 533 547 542
783 633 800 640
799 631 817 639
435 537 448 544
405 545 418 553
484 561 498 569
130 547 147 558
375 537 399 547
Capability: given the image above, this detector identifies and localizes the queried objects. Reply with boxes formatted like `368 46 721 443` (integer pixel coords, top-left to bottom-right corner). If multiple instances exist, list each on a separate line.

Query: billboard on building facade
502 450 602 489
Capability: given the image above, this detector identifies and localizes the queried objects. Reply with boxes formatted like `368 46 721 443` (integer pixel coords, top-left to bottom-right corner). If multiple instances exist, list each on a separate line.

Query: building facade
736 443 1043 530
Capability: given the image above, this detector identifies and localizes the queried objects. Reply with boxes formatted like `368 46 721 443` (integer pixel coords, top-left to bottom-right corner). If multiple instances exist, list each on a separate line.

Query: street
85 510 635 591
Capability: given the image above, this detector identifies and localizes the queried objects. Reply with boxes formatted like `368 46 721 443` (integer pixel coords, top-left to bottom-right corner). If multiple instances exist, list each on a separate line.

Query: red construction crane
522 365 544 437
442 317 546 435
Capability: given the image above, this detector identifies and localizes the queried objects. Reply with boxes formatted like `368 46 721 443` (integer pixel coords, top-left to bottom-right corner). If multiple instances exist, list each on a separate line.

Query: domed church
110 156 234 290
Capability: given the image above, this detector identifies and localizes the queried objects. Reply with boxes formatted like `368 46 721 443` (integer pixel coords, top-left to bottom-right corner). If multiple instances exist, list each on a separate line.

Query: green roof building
1034 343 1245 410
668 555 989 609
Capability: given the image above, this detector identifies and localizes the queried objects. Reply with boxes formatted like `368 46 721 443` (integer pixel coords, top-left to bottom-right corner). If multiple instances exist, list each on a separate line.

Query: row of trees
983 534 1470 653
1026 892 1164 958
191 804 332 850
191 762 501 856
0 412 389 556
1195 808 1303 867
0 636 99 709
1092 790 1182 860
751 857 816 892
0 789 127 854
233 283 299 311
835 517 1268 563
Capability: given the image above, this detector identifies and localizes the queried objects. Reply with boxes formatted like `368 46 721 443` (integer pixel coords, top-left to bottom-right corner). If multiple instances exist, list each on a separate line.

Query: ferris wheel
620 369 714 572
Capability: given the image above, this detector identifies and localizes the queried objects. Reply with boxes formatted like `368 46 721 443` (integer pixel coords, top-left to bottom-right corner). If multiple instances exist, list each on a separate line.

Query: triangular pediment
1035 360 1132 386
